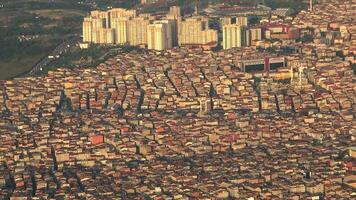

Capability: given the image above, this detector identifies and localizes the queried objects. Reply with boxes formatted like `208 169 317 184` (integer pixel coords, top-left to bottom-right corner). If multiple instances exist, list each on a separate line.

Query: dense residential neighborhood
0 0 355 199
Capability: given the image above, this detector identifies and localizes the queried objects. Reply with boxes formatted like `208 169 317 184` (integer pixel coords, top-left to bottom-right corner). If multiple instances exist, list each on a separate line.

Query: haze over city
0 0 355 199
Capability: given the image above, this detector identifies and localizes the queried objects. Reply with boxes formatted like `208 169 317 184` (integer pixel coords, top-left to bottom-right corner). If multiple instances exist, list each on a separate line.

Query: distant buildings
82 7 300 50
82 18 93 43
111 17 129 44
167 6 181 19
82 8 175 50
83 8 137 45
271 8 294 17
127 17 150 46
2 0 356 199
166 6 182 46
250 27 262 42
221 16 248 27
265 24 300 40
178 16 218 46
223 24 248 49
147 20 173 51
222 16 252 50
92 28 115 44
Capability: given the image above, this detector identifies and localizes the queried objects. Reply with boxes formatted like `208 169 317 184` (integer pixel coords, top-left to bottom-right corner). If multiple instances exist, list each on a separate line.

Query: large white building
147 20 173 51
223 24 249 49
127 17 150 46
92 28 115 44
250 27 262 43
83 7 220 49
110 18 129 44
83 8 150 46
178 16 218 46
166 6 182 46
221 16 248 27
83 18 93 43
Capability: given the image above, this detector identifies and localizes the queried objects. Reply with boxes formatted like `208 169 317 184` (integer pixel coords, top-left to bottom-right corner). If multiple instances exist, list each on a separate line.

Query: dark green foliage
352 63 356 75
300 34 314 43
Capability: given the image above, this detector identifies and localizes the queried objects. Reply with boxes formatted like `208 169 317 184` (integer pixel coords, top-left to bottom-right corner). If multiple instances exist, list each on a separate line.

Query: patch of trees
5 1 90 12
0 37 42 61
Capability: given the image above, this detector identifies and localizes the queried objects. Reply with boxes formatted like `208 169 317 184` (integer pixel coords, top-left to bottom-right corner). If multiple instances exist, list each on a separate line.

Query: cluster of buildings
0 42 355 198
82 5 302 51
82 7 218 51
0 0 355 199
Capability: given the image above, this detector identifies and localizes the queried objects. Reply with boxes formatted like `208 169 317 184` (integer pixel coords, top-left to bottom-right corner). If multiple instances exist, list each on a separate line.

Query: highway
28 36 82 76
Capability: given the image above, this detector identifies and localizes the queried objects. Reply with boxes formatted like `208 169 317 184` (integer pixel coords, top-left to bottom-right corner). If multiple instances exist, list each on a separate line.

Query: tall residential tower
178 16 218 46
147 20 173 51
223 24 249 49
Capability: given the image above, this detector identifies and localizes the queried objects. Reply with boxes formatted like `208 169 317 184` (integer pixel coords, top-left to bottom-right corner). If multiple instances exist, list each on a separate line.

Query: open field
28 9 87 20
0 12 34 25
0 0 141 79
0 0 90 79
0 53 46 80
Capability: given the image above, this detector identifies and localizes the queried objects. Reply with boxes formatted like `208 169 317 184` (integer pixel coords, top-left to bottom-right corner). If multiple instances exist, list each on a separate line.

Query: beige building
92 28 115 44
168 6 181 19
221 16 248 27
237 16 248 26
83 18 93 43
83 8 149 46
167 6 182 46
90 10 110 28
147 20 173 51
250 27 262 44
127 17 150 46
109 8 136 19
109 8 136 45
223 24 249 49
83 7 218 48
111 17 129 44
178 16 218 46
91 29 99 44
104 28 115 44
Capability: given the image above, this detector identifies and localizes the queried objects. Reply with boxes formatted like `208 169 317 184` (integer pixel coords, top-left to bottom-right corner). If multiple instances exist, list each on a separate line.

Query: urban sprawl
0 0 355 199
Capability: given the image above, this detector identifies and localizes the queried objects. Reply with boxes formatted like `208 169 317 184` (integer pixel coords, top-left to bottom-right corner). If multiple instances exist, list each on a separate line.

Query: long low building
237 57 286 73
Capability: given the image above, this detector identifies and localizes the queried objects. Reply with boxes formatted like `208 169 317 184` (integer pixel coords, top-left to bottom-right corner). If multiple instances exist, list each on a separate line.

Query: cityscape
0 0 355 199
